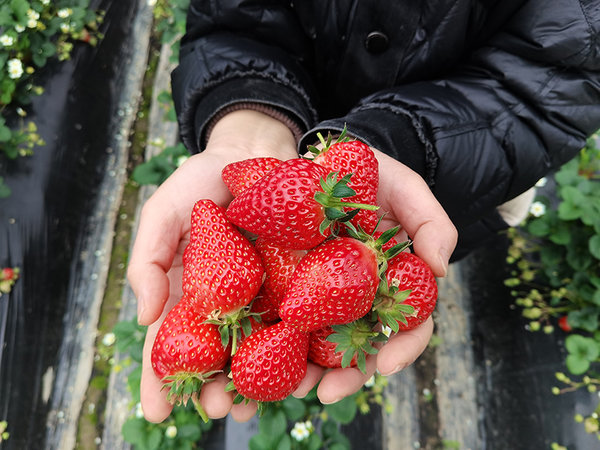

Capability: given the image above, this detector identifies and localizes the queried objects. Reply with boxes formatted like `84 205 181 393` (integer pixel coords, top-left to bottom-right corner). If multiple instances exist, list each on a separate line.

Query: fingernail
383 362 408 376
438 248 450 277
137 296 147 324
320 397 342 405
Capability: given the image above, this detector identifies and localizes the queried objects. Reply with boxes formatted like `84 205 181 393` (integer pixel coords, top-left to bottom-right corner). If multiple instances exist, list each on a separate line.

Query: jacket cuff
298 108 428 183
188 78 314 153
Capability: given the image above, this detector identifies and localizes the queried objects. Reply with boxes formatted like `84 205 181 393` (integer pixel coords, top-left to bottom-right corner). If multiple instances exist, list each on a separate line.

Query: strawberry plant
505 132 600 441
0 266 20 296
0 0 104 195
114 316 390 450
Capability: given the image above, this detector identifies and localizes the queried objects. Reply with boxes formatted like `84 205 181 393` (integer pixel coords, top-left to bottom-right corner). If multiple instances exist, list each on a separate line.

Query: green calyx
345 221 412 276
306 125 350 157
314 172 379 236
161 371 221 422
204 307 261 355
372 277 415 333
327 319 388 374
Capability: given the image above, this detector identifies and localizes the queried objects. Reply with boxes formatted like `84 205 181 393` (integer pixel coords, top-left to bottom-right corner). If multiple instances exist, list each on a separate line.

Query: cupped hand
292 148 457 404
127 110 297 423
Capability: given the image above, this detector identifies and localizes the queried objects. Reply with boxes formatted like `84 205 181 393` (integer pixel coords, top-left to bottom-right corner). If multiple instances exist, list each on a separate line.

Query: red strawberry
558 315 572 332
231 321 309 402
221 157 282 197
251 239 306 322
151 297 231 421
311 131 379 233
226 158 379 250
278 236 379 332
373 252 437 332
182 199 264 318
1 268 16 281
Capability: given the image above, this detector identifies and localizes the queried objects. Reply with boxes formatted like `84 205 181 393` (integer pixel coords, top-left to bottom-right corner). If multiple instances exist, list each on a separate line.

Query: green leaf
558 201 581 221
324 395 358 424
567 309 599 333
253 408 288 449
122 418 153 448
566 353 591 375
0 124 11 142
0 178 11 199
176 423 203 441
589 235 600 260
281 396 307 421
147 427 163 450
527 218 550 237
565 334 599 361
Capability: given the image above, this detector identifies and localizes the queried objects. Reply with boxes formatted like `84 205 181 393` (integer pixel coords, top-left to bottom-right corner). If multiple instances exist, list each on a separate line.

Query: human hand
291 148 457 404
127 110 298 423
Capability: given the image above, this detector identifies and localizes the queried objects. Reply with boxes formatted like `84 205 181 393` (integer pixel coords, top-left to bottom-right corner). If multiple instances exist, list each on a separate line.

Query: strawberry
0 267 19 294
251 239 306 322
310 129 379 233
558 315 572 332
230 321 309 402
182 199 264 319
278 236 380 332
1 268 16 281
151 297 231 421
373 252 437 332
221 157 282 197
226 158 379 250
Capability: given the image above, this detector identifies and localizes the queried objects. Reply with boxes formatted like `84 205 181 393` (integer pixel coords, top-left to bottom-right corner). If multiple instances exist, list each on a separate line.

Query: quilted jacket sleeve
171 0 318 152
307 0 600 229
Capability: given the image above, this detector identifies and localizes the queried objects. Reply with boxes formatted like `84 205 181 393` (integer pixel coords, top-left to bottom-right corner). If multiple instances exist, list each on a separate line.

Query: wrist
206 110 299 162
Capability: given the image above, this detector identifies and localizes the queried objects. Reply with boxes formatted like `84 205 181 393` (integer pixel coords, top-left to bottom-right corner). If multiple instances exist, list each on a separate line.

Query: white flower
381 325 393 337
58 8 73 18
27 19 38 28
27 9 40 20
0 34 14 46
176 155 189 167
15 24 25 33
535 177 547 187
41 0 50 4
290 421 313 441
529 201 546 217
102 332 116 346
165 425 177 439
60 23 71 33
135 403 144 418
7 58 23 79
364 375 376 388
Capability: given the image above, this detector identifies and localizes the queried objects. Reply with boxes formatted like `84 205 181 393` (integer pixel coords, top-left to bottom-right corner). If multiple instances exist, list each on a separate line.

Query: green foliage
506 132 600 440
132 142 188 186
153 0 190 62
0 0 104 194
113 316 390 450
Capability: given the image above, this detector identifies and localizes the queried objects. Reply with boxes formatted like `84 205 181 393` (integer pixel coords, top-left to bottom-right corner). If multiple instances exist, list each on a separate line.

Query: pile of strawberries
150 132 438 419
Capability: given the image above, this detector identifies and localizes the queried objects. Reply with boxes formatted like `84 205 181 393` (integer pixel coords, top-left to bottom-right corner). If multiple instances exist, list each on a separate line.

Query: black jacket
171 0 600 259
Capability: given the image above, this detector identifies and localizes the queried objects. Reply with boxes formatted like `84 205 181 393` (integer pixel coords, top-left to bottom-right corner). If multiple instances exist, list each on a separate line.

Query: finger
377 316 434 376
128 197 184 325
316 356 377 404
199 373 235 419
231 400 259 422
140 323 173 423
376 153 457 277
292 363 325 398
